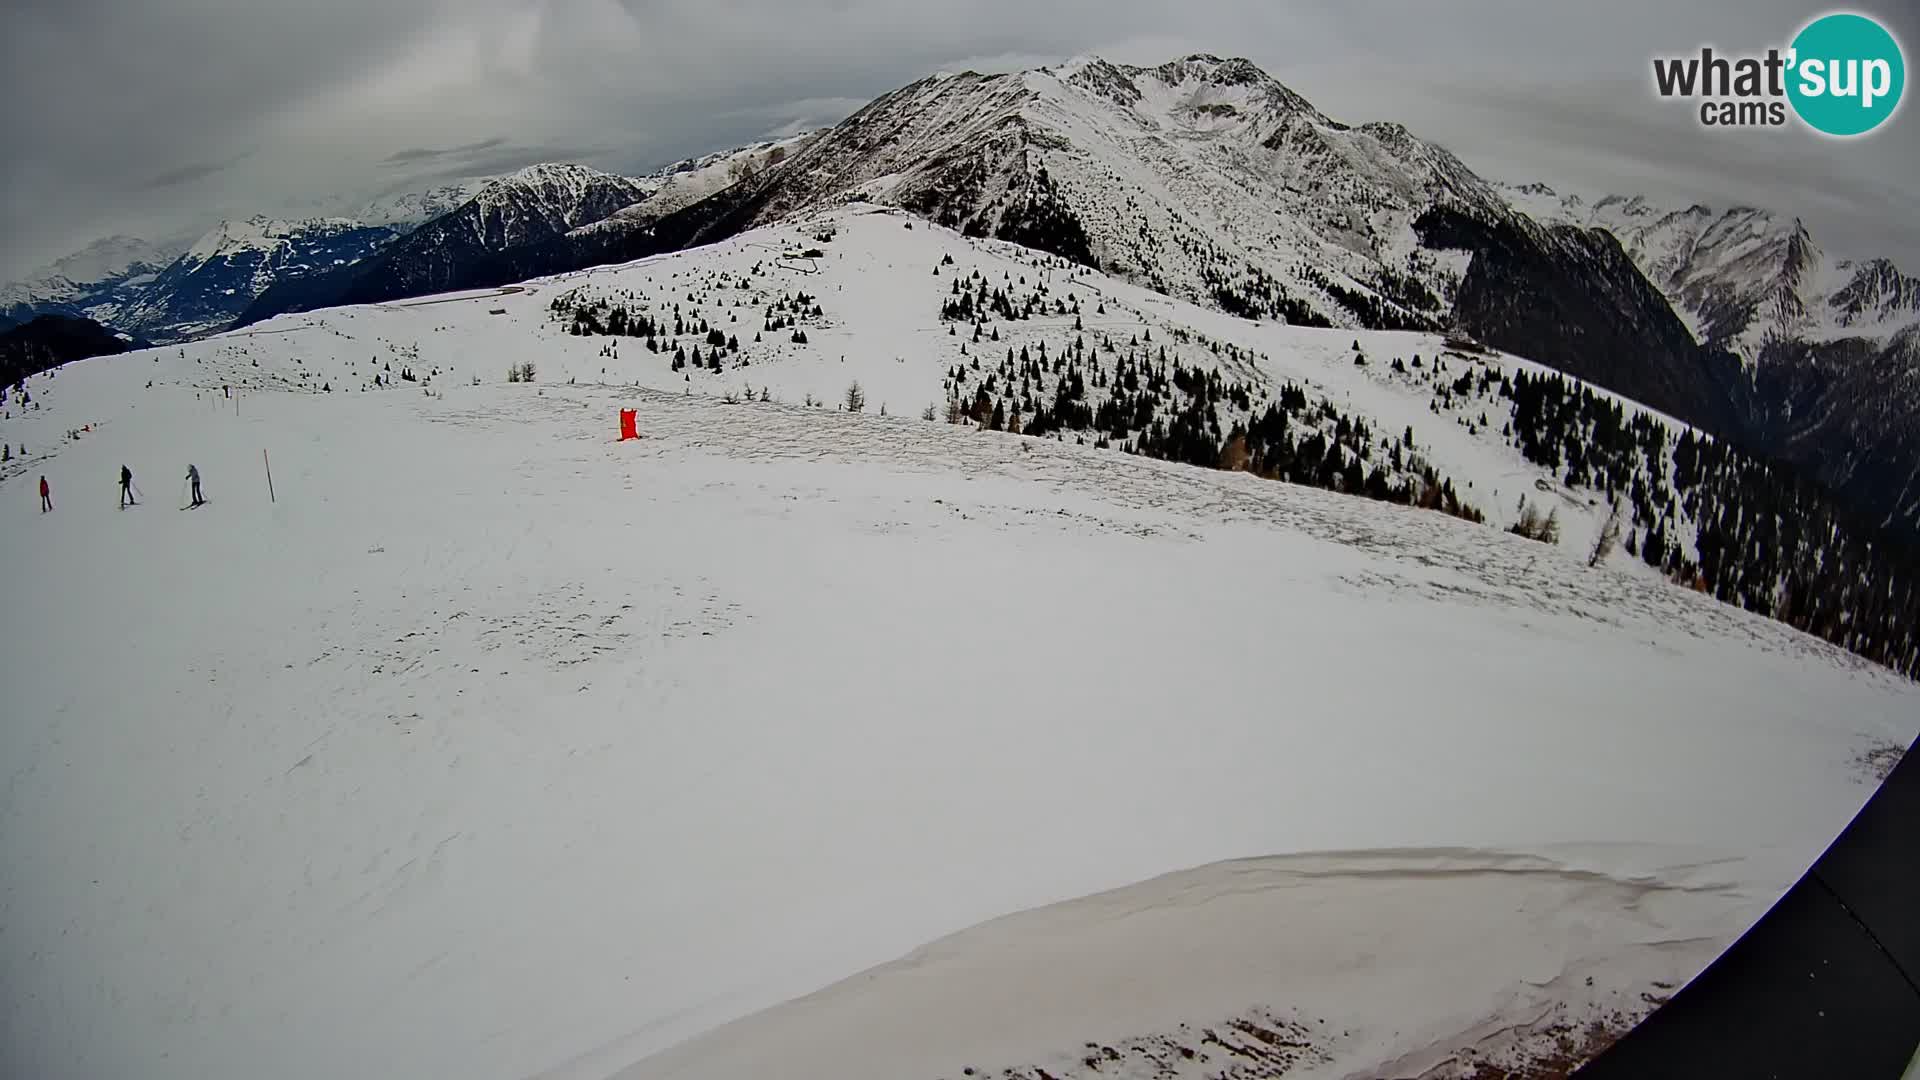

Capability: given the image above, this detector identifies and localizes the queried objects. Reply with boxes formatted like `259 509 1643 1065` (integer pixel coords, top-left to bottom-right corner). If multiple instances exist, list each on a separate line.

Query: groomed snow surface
4 209 1917 1080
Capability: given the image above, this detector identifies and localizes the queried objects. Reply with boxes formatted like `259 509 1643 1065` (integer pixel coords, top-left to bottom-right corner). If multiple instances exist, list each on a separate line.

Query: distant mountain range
1 220 398 345
238 140 807 320
1 236 175 335
334 163 658 305
1502 186 1920 360
0 142 803 349
7 55 1918 537
128 216 402 341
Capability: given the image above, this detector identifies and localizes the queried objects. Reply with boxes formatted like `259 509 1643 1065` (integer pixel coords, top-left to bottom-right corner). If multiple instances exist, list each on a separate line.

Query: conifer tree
1588 501 1623 567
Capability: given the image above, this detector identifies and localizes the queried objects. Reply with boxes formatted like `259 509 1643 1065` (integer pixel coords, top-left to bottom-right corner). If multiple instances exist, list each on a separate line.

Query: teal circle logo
1787 12 1905 136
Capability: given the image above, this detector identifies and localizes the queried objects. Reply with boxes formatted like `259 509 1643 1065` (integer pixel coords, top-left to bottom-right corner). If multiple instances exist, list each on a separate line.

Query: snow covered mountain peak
1 223 372 338
568 135 818 240
1149 53 1323 113
669 51 1520 341
6 235 173 295
111 215 401 342
183 215 280 261
293 162 656 307
445 159 656 237
476 160 641 206
502 161 614 187
181 215 371 263
1045 54 1137 100
1 236 176 318
1042 52 1330 134
1512 183 1918 358
355 180 495 230
1145 52 1277 89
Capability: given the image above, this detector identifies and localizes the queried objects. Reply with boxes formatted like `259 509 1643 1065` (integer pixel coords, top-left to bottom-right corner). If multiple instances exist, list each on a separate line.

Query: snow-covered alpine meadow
4 207 1917 1080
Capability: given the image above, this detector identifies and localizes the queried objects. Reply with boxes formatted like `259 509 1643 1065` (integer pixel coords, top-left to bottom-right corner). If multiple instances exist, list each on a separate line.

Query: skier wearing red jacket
39 475 51 513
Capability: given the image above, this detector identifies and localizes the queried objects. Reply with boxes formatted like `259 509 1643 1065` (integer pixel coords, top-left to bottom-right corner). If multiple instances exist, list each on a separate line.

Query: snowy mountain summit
320 164 655 305
1052 53 1331 127
354 179 496 230
0 236 177 329
0 235 172 304
691 52 1513 336
465 163 656 238
1504 183 1920 360
178 215 333 263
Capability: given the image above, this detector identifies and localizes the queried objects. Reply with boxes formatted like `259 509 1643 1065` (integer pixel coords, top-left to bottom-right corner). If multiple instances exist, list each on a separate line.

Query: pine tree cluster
940 325 1484 526
546 280 823 378
1504 368 1919 677
1299 266 1439 332
940 267 1084 324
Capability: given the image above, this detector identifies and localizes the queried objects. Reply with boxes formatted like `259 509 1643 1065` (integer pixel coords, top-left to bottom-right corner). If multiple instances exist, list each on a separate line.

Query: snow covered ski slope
2 207 1916 1080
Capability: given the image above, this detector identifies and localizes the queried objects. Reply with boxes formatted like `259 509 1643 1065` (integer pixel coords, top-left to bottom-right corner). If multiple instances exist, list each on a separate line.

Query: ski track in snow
2 210 1918 1080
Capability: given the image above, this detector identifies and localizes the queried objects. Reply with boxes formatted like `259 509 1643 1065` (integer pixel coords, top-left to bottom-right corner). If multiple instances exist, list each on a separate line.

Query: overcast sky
4 0 1916 280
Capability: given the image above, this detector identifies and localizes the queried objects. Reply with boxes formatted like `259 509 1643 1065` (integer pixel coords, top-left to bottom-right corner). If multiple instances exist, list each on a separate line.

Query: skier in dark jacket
187 464 203 507
119 465 135 508
39 475 51 513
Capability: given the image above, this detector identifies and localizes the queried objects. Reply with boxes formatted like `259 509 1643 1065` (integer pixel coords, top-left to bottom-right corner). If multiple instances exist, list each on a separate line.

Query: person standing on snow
39 475 51 513
186 464 203 507
119 465 136 508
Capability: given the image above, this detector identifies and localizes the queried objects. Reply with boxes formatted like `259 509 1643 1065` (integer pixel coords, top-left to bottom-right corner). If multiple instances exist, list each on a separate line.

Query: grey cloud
1402 74 1920 266
348 141 625 207
139 160 237 190
393 142 615 185
381 137 508 165
5 0 1917 277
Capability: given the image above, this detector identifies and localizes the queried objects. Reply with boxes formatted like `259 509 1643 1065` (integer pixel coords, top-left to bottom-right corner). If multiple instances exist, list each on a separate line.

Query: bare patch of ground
1855 741 1906 784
